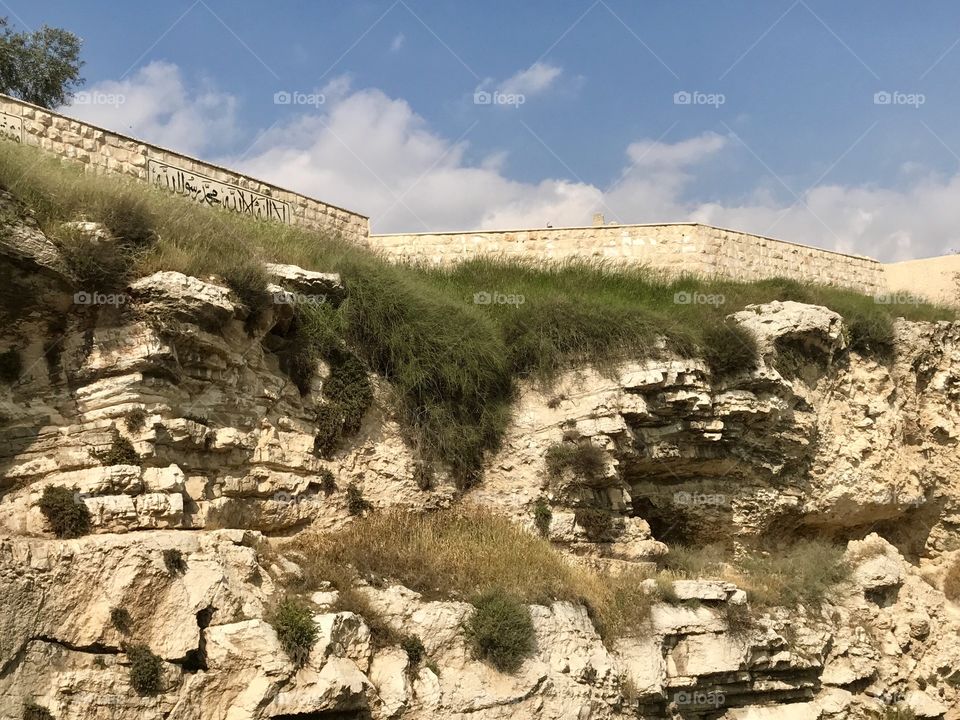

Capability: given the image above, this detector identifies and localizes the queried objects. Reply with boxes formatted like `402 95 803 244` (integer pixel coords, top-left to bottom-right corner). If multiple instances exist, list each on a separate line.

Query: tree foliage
0 17 84 108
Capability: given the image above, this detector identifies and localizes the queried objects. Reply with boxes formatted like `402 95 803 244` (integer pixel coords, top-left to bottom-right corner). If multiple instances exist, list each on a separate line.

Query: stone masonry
0 94 369 242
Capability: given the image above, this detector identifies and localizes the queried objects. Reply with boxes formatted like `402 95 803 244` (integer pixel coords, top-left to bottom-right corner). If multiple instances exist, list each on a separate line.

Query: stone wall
369 222 887 294
0 94 369 241
885 254 960 307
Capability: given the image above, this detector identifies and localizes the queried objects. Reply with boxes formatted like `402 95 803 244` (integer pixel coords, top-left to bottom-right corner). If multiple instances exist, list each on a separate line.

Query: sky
10 1 960 260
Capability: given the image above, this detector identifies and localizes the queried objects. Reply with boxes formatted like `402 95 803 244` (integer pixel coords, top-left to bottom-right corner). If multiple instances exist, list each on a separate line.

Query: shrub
22 702 54 720
313 405 343 459
162 548 187 575
401 634 426 669
93 433 139 466
126 643 164 695
346 483 371 516
574 508 615 541
943 556 960 602
701 320 758 377
318 468 336 495
0 348 22 382
37 485 91 538
268 596 318 666
545 440 609 487
654 574 680 603
464 588 535 673
533 498 552 537
110 607 132 634
123 408 148 432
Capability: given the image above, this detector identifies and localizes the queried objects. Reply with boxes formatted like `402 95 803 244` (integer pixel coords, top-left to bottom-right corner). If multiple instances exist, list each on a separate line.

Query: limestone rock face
473 303 960 564
0 257 452 538
3 216 960 719
3 531 957 720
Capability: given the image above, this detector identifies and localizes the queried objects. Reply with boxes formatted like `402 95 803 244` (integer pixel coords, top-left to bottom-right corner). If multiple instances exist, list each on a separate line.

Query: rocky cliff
2 201 960 720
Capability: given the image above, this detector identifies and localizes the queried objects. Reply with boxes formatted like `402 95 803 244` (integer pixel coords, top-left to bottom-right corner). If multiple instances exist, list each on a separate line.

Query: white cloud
499 62 563 96
230 83 599 231
64 61 240 156
64 64 960 261
390 33 405 52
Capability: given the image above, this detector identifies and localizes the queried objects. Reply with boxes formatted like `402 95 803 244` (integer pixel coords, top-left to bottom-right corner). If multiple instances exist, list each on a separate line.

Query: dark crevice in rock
2 634 122 678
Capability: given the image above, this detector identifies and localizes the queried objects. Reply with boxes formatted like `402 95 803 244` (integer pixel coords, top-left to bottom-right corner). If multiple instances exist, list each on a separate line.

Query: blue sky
11 1 960 259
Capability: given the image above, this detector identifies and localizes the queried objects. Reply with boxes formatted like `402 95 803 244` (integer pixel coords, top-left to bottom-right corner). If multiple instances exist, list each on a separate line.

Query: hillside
1 142 960 720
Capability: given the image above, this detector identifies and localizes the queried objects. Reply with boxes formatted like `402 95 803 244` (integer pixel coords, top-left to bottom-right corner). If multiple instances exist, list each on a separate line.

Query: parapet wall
370 223 888 294
0 94 368 242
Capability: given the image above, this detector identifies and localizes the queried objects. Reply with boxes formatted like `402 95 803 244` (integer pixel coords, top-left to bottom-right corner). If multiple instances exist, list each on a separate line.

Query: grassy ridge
0 141 952 480
288 508 853 640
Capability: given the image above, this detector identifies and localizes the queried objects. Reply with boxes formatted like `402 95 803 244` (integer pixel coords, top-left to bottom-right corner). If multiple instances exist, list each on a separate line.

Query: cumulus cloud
63 63 960 260
64 61 240 156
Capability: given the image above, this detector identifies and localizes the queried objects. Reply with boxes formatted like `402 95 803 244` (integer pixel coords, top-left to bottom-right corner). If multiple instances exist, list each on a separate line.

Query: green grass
0 140 952 483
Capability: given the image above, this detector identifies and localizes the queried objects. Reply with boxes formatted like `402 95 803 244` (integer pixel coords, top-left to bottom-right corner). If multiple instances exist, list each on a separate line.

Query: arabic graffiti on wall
147 158 290 223
0 111 23 143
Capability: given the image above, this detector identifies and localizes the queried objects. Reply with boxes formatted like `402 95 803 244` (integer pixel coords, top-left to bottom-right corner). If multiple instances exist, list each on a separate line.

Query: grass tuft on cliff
290 508 657 641
660 539 851 609
0 141 952 482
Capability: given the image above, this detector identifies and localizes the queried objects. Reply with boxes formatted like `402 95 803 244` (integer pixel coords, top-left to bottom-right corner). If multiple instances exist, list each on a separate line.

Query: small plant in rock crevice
533 498 552 537
318 468 337 495
110 607 132 634
574 507 616 542
37 485 91 538
93 432 139 466
268 596 318 667
162 548 187 575
346 482 372 516
123 408 148 432
401 634 426 671
413 462 434 491
701 319 759 377
126 643 164 696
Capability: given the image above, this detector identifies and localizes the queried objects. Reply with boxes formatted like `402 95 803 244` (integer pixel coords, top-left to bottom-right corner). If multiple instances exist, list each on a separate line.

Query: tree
0 17 83 108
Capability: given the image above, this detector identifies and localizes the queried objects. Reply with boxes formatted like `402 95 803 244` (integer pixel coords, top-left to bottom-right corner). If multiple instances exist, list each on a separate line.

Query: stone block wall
0 94 369 242
369 223 888 294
